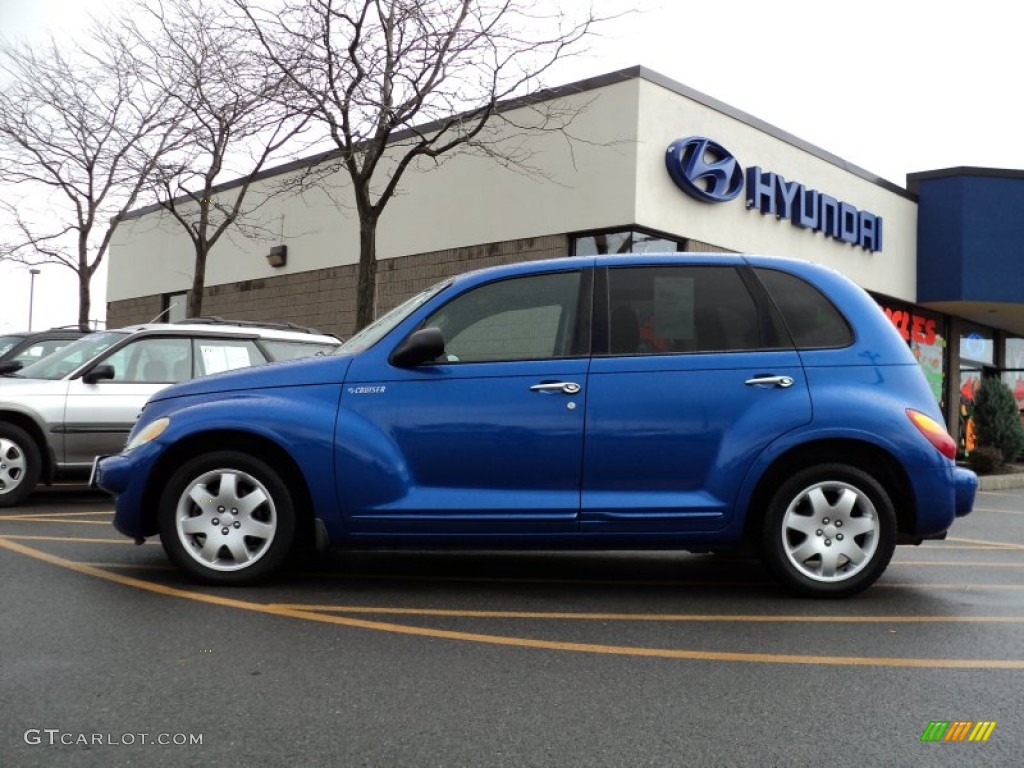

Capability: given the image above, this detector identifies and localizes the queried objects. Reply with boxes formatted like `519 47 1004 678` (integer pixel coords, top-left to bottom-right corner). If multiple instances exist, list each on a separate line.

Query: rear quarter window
755 268 854 349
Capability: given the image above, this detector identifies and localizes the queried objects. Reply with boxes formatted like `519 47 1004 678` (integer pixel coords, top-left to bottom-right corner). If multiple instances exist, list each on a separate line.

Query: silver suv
0 319 340 506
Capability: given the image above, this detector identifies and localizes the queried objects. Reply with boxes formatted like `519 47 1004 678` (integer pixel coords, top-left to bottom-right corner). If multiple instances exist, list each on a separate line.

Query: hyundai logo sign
665 135 883 253
665 137 744 203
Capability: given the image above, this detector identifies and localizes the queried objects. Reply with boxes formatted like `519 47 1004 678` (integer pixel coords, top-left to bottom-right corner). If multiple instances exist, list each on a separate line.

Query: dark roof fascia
906 166 1024 195
121 65 914 222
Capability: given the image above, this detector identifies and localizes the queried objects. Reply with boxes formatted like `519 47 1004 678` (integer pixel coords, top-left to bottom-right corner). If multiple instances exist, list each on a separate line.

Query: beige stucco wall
107 69 921 316
106 79 641 303
634 77 918 300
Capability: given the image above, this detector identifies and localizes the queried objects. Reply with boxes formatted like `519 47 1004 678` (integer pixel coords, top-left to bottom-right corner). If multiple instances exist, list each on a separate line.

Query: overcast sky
2 0 1023 332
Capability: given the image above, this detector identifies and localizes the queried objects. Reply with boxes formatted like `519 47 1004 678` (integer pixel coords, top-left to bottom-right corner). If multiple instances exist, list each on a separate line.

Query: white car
0 319 340 506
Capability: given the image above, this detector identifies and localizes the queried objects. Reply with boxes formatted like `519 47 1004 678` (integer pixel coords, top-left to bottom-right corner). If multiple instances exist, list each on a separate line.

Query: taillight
906 409 956 459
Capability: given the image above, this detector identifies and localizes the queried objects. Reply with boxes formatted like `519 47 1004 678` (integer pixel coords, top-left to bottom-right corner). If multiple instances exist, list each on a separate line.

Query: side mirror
390 327 445 367
0 360 22 375
82 363 115 384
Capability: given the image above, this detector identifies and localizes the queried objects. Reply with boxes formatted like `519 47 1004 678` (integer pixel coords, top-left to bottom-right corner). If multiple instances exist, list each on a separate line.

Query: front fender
141 384 343 534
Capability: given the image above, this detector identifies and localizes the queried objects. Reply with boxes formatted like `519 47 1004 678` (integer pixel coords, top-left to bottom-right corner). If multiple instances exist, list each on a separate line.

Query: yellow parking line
891 560 1024 568
0 519 111 525
879 583 1024 589
972 506 1024 515
80 562 177 570
0 510 113 519
944 536 1024 551
269 604 1024 623
1 535 1023 669
0 534 149 545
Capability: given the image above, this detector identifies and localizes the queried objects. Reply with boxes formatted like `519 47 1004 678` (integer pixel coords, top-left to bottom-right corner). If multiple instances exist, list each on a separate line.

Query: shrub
967 445 1003 474
972 377 1024 463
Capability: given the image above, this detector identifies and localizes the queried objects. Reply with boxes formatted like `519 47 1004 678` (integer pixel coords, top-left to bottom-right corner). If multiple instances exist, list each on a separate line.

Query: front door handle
530 382 581 394
745 375 794 388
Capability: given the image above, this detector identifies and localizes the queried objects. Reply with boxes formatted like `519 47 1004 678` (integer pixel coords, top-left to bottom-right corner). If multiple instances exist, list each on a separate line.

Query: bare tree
0 26 183 329
124 0 311 318
233 0 602 331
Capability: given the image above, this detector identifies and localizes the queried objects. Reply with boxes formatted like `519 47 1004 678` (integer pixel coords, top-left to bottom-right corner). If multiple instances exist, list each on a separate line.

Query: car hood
149 354 353 403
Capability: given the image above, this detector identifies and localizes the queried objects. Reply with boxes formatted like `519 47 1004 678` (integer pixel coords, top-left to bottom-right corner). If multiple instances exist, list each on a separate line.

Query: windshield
0 334 25 357
15 331 127 380
336 280 451 355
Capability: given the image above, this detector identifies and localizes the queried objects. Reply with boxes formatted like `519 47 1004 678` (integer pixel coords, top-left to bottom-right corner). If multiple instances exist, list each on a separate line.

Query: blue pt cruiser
96 254 977 597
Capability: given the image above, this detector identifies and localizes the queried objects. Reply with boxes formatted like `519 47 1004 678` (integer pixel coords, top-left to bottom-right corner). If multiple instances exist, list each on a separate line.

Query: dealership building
106 66 1024 452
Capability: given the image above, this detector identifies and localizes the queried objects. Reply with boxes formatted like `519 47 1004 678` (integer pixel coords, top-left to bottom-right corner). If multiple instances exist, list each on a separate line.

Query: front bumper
94 442 164 540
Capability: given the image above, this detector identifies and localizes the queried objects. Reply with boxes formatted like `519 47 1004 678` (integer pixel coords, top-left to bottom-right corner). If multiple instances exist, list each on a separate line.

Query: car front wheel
158 452 296 585
0 423 41 508
762 464 896 598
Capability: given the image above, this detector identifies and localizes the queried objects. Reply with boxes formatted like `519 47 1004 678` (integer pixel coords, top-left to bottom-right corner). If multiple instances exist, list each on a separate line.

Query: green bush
972 377 1024 463
967 445 1003 474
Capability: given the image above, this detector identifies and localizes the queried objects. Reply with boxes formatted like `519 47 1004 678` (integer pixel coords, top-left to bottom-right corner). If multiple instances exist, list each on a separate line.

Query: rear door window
606 266 766 354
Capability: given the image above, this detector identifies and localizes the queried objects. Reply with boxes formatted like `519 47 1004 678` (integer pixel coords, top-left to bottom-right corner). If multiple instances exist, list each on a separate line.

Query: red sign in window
883 307 936 346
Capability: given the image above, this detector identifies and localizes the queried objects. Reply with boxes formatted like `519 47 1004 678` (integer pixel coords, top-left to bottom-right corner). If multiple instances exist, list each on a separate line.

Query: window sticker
200 345 251 374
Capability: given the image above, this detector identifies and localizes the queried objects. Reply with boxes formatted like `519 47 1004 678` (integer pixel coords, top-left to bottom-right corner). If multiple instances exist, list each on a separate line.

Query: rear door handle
530 382 581 394
744 375 794 388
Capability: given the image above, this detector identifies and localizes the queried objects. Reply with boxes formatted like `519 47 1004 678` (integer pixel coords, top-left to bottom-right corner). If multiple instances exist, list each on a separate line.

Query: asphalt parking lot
1 485 1022 767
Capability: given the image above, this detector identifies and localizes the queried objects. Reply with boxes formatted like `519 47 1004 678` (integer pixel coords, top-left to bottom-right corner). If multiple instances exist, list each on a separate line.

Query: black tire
762 463 896 598
0 422 42 508
158 451 296 585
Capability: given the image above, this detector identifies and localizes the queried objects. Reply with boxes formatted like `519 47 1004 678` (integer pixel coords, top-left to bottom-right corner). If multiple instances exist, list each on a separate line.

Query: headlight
126 417 170 451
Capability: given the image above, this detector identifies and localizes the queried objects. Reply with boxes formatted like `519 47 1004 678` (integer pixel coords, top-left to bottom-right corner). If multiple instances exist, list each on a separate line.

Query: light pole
28 268 40 331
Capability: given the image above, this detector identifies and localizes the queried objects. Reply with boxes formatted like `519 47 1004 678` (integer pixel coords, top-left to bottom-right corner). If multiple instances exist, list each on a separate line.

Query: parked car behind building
0 318 340 506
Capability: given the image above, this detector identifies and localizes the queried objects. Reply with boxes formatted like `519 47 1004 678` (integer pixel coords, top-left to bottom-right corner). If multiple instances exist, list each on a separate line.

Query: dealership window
959 324 994 366
958 322 996 455
162 291 188 323
1004 336 1024 415
873 297 947 409
572 228 684 256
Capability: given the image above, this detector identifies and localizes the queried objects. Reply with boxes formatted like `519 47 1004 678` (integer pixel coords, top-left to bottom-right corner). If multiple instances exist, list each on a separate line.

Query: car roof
108 319 340 344
443 252 793 291
1 327 87 339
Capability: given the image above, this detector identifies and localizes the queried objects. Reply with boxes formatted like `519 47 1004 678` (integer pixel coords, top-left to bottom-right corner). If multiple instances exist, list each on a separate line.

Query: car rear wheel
0 423 41 508
158 451 296 585
762 464 896 598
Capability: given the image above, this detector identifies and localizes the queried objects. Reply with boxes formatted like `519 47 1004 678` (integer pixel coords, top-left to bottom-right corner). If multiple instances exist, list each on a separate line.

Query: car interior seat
142 360 168 382
172 357 191 382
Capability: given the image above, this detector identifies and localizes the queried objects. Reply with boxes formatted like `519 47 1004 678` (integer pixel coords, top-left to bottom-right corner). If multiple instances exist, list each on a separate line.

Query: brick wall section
106 295 164 328
375 234 567 316
106 234 569 338
684 238 734 253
